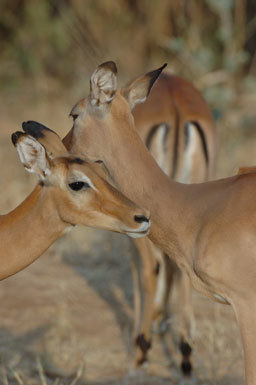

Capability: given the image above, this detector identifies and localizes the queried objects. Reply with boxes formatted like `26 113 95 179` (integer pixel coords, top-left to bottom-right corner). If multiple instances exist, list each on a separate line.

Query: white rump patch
149 124 169 174
179 122 201 183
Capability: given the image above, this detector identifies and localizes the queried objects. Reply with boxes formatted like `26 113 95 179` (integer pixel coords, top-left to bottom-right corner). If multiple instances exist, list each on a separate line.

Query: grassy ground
0 82 255 385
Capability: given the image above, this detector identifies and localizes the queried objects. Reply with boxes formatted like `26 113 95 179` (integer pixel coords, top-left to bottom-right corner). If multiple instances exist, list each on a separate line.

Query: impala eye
69 181 90 191
71 114 78 121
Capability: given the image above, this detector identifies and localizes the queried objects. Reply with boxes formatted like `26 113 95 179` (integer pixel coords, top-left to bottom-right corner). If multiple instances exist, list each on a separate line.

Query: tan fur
130 72 217 367
0 128 150 281
66 63 256 385
238 166 256 175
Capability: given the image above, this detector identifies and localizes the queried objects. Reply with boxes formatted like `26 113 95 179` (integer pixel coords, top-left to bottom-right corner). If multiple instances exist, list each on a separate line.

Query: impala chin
122 220 151 239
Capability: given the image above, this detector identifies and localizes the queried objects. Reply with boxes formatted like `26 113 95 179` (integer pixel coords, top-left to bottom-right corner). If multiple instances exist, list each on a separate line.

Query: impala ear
122 63 167 110
11 131 51 180
22 121 67 158
89 61 117 107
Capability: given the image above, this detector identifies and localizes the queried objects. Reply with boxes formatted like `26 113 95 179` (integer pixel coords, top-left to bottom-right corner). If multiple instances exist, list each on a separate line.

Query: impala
58 61 255 385
62 69 218 375
130 72 217 373
0 125 150 281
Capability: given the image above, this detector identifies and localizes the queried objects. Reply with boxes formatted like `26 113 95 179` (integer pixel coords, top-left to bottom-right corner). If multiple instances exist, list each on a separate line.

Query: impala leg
153 253 176 331
132 237 159 367
152 253 177 368
130 250 142 345
176 271 194 378
233 298 256 385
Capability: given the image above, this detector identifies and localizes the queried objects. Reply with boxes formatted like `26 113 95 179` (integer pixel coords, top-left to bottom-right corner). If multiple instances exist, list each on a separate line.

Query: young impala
0 125 150 281
58 61 256 385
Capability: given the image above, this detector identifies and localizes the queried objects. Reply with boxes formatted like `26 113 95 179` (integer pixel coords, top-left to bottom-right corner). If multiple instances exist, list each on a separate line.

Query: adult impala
61 61 256 385
0 124 150 281
131 72 217 372
62 69 218 375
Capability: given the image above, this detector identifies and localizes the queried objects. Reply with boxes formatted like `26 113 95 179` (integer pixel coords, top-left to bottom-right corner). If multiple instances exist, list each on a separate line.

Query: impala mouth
126 228 150 238
124 220 151 239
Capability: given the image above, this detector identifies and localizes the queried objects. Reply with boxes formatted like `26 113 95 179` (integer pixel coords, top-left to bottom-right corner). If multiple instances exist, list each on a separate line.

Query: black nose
134 214 150 223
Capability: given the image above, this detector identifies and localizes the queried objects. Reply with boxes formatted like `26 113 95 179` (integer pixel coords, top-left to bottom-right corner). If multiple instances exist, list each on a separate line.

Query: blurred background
0 1 255 384
0 0 256 176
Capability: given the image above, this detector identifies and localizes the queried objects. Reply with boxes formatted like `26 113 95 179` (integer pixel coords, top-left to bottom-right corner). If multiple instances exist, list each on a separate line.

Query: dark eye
71 114 78 121
69 181 90 191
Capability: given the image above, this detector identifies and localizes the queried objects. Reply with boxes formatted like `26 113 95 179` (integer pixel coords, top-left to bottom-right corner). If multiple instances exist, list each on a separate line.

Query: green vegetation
0 0 255 114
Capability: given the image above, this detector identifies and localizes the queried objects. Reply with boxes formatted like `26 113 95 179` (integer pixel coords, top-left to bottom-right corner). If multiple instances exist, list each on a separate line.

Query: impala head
67 62 167 160
11 122 150 238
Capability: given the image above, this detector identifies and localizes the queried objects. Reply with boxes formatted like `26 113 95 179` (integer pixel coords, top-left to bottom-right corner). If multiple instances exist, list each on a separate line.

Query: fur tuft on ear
89 61 118 107
12 131 51 180
122 63 167 110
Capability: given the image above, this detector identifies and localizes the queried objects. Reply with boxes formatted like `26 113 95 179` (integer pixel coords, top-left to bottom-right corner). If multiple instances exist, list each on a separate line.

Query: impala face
12 130 150 238
51 156 151 237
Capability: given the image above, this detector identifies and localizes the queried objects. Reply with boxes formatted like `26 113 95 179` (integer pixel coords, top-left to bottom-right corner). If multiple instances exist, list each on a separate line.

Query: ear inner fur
90 61 118 106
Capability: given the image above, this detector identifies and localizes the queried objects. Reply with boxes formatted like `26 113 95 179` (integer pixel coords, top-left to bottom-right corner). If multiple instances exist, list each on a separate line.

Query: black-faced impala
0 124 150 281
59 61 256 385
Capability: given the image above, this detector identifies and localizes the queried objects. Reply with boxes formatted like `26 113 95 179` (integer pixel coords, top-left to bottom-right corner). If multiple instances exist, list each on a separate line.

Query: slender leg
131 240 194 378
152 253 177 367
130 250 142 342
131 238 159 366
233 298 256 385
176 272 194 377
154 261 194 378
153 253 176 329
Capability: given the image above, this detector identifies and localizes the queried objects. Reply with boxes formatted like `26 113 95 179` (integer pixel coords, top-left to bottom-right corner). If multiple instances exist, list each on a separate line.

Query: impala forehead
70 98 88 117
53 157 97 186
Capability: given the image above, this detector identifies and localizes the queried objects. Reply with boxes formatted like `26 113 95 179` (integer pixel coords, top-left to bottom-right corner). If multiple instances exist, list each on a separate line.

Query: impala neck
72 95 194 258
0 185 69 280
106 123 189 254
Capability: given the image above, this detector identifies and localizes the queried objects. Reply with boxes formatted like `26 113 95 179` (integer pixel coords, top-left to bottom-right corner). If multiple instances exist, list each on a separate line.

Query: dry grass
0 83 255 385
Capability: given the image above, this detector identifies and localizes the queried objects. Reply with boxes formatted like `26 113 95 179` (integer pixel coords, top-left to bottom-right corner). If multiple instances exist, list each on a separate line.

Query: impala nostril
134 214 149 223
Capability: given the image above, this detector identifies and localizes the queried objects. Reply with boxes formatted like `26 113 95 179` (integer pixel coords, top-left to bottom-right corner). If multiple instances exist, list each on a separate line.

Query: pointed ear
89 61 117 107
22 121 67 158
122 64 167 110
11 131 51 180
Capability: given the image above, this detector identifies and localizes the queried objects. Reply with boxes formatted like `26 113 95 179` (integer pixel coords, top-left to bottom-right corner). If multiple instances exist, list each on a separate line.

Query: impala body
61 62 256 385
64 70 218 374
131 72 217 372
